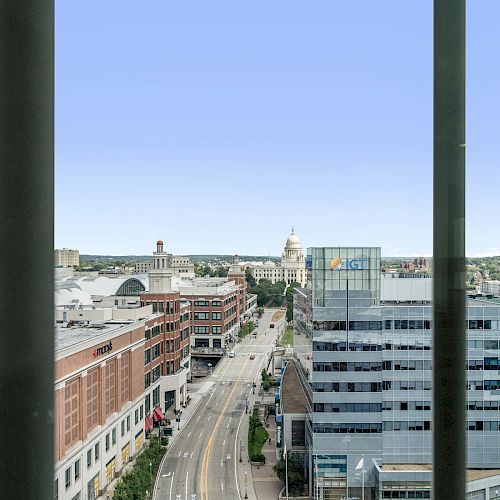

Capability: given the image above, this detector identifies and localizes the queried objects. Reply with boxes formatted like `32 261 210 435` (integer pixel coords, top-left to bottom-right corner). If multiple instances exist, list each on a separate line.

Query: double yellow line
200 358 248 500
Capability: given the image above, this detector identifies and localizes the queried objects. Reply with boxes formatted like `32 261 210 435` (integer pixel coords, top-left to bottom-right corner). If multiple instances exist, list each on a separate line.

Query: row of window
313 382 382 393
313 403 382 412
469 340 500 350
382 490 431 498
383 421 431 431
194 326 222 334
467 421 500 431
382 381 432 391
468 400 500 410
383 360 433 371
194 312 222 320
313 341 432 351
313 362 382 372
194 300 221 307
313 423 382 434
468 358 500 370
312 320 498 332
383 401 431 411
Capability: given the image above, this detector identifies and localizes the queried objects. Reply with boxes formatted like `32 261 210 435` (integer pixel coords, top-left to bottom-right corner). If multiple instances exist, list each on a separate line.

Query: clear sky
55 1 500 257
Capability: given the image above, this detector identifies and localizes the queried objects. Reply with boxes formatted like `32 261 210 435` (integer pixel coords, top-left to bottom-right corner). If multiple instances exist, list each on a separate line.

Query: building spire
291 226 295 234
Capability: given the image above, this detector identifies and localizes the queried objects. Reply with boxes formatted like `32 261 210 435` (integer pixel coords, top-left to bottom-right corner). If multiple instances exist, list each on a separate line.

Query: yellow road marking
200 359 248 500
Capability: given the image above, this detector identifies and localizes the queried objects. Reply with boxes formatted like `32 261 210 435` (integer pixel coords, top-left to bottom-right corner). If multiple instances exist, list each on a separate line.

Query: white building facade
250 228 306 286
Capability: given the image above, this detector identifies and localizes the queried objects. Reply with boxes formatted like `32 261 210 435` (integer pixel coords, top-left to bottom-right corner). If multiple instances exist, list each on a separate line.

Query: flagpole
362 454 365 500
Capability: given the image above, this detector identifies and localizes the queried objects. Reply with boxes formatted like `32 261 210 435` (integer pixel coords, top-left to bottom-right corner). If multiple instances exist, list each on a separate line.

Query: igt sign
330 258 367 270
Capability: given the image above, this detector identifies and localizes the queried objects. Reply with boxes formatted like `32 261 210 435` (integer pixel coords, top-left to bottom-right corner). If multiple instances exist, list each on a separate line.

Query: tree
245 268 256 287
273 453 305 496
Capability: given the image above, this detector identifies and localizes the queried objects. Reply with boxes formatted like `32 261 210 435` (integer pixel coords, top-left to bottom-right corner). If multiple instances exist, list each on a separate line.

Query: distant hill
79 254 280 264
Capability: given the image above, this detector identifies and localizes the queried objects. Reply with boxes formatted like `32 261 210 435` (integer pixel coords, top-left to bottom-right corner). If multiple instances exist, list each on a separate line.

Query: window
144 349 151 365
194 326 210 334
54 478 58 500
212 300 221 307
291 420 305 446
74 459 80 481
152 365 161 382
145 372 151 389
135 409 139 425
212 312 222 320
87 449 92 468
65 468 71 489
112 428 116 445
152 343 161 360
121 420 125 437
105 433 110 451
127 415 130 431
140 405 144 420
194 312 209 320
95 442 99 461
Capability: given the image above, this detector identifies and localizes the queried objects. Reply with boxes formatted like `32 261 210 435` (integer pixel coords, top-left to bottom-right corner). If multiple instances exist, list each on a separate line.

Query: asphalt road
154 309 281 500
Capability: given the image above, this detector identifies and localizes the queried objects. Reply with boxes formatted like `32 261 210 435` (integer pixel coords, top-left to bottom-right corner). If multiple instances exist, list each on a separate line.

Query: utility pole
433 1 466 499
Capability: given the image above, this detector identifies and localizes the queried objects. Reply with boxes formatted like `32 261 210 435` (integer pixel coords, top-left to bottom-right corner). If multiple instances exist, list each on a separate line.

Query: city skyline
56 1 500 255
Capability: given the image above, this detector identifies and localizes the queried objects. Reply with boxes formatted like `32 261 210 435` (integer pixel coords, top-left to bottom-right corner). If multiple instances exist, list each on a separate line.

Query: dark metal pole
0 1 54 499
433 0 466 499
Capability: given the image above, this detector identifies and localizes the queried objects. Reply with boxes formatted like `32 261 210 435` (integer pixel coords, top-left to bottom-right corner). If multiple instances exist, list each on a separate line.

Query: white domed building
250 228 306 286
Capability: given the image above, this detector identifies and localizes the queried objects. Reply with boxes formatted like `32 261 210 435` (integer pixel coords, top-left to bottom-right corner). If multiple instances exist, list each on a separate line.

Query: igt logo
330 258 367 270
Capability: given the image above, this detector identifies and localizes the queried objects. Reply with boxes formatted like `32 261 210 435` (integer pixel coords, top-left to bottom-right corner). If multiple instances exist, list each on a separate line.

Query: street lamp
283 443 289 500
244 471 248 499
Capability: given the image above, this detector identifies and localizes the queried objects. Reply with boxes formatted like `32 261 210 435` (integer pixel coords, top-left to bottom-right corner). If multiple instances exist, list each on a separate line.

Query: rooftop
379 464 500 482
281 359 308 414
55 321 133 352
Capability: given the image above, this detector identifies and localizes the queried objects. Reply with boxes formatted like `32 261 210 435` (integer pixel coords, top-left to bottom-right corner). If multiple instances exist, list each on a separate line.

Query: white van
228 350 235 358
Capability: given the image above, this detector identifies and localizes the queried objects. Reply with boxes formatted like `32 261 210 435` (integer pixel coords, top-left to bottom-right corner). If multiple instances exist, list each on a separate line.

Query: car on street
228 350 235 358
250 354 255 359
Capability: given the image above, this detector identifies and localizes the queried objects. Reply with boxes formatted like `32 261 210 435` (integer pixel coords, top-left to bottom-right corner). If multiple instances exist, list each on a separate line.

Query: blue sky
55 1 500 257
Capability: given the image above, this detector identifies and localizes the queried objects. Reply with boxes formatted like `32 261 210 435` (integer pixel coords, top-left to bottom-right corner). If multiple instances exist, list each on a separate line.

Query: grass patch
271 309 285 322
248 409 269 462
280 326 294 347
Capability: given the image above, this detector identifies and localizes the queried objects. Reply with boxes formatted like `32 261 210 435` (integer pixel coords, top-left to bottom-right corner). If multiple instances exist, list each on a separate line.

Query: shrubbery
248 409 268 462
112 441 167 499
238 320 255 339
261 368 279 391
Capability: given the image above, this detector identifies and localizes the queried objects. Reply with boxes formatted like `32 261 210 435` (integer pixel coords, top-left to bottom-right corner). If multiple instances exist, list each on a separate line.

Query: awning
145 415 153 432
153 406 165 422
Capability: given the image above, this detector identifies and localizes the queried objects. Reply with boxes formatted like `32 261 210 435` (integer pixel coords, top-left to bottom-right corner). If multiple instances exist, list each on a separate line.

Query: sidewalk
251 414 283 500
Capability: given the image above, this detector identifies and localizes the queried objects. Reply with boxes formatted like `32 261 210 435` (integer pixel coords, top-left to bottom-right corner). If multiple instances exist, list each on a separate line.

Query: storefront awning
153 406 165 422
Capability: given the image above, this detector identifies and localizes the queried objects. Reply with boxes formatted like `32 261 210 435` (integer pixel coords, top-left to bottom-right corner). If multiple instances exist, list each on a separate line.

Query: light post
239 438 242 462
283 443 289 500
244 471 248 499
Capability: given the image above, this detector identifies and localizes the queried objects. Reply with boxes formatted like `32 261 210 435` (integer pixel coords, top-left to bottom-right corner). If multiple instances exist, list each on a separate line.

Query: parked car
250 354 255 360
228 350 235 358
270 323 275 328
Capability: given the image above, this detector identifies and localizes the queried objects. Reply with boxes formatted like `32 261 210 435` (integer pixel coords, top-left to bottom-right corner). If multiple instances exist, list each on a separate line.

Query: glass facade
292 247 500 499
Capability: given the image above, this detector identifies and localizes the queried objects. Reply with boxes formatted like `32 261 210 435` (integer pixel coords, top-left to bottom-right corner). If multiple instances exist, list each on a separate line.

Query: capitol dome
286 227 302 249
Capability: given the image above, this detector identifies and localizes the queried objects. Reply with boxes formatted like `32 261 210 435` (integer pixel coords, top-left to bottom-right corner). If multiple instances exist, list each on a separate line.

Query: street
154 309 281 500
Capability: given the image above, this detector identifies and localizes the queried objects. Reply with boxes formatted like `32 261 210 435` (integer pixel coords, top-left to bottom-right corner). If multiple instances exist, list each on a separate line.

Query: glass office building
292 247 500 500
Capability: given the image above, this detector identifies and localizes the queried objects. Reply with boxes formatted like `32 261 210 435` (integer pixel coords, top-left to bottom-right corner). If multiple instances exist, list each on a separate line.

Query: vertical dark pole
0 1 54 499
433 0 466 499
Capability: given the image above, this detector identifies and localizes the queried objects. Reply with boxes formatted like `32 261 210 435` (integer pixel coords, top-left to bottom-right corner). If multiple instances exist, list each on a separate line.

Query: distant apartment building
54 318 147 500
55 248 80 267
281 246 500 500
481 281 500 296
249 228 306 286
401 256 431 273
